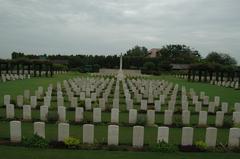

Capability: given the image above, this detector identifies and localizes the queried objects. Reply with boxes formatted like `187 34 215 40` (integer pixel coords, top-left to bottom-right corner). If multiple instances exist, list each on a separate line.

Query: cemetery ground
0 72 240 159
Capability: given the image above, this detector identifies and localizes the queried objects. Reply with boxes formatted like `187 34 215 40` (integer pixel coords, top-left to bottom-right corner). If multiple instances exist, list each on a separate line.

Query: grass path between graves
150 75 240 106
0 145 239 159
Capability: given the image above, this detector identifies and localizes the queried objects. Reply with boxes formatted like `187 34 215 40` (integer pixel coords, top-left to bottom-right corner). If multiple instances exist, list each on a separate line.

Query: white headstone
132 126 144 148
58 123 69 141
198 111 208 126
147 110 155 125
182 110 190 125
111 108 119 123
208 102 215 113
195 102 202 112
23 105 31 120
233 112 240 125
83 124 94 144
234 103 240 112
6 104 15 119
10 121 21 142
205 127 217 147
40 106 48 121
126 99 133 110
154 100 161 112
99 98 106 110
30 96 37 108
71 97 78 108
221 102 228 113
181 127 193 146
4 95 10 106
157 126 169 143
16 95 23 107
108 125 119 146
215 111 224 127
75 107 84 122
164 110 173 125
85 98 92 110
93 108 101 123
58 106 66 122
129 109 137 124
228 128 240 147
140 100 147 111
34 122 45 138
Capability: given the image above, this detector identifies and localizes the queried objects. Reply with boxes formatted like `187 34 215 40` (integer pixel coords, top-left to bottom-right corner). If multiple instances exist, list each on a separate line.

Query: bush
136 114 146 126
47 111 59 122
64 137 80 149
195 141 207 151
149 141 177 152
22 135 48 148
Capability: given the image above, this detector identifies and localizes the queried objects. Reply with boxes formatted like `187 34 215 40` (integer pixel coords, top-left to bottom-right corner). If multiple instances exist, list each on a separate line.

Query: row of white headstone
4 90 239 113
1 74 30 82
5 104 240 127
176 74 239 89
9 121 240 148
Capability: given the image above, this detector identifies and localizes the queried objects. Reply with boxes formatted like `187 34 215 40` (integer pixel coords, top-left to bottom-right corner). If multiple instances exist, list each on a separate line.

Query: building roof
171 64 190 70
147 48 161 58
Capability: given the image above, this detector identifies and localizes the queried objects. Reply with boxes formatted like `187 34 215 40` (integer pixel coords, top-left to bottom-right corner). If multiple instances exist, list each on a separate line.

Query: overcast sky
0 0 240 62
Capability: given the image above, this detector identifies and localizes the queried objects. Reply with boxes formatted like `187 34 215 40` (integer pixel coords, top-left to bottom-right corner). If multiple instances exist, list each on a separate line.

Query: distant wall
99 69 141 75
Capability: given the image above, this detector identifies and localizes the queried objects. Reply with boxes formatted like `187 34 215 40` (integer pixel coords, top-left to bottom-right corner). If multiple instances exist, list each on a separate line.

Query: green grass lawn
0 72 239 159
0 145 239 159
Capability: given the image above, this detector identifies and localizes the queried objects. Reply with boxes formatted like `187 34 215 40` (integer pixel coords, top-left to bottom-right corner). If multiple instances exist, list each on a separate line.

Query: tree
157 44 201 64
205 52 237 66
143 62 155 70
125 46 148 57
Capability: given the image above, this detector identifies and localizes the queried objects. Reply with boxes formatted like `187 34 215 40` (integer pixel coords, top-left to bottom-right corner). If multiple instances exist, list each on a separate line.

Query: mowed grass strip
0 145 239 159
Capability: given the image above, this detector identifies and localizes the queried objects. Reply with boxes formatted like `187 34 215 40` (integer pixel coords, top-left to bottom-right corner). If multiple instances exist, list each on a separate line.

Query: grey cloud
0 0 239 63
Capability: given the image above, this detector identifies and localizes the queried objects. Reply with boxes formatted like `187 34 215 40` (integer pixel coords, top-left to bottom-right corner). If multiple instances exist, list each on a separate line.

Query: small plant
47 111 59 122
149 141 177 152
64 137 80 149
195 140 207 151
22 135 48 148
136 114 146 126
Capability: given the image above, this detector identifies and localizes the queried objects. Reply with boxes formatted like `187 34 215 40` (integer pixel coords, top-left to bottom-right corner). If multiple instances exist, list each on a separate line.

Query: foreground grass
0 145 239 159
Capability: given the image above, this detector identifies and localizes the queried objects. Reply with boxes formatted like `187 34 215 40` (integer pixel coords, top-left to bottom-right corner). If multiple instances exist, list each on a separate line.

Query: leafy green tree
157 44 201 64
125 46 148 57
143 62 155 70
205 52 237 66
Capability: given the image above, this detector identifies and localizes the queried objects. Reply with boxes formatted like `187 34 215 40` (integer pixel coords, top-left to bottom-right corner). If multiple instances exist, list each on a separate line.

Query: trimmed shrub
148 141 177 152
195 140 207 151
22 135 48 148
64 137 80 149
